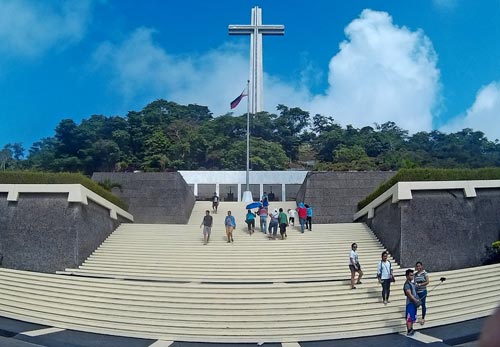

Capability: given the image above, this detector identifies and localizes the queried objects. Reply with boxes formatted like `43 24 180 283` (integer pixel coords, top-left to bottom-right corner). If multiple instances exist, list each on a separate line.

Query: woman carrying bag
377 251 394 304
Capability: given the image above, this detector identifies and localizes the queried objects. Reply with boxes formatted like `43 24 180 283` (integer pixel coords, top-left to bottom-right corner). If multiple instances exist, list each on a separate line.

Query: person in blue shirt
262 192 269 208
224 210 236 243
305 204 313 231
245 209 256 234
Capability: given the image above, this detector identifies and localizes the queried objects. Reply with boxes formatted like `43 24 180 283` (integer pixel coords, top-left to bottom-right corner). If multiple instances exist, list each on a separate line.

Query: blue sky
2 0 500 152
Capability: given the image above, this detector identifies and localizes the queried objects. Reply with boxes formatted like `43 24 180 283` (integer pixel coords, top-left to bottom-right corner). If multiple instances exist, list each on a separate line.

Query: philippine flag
230 89 248 109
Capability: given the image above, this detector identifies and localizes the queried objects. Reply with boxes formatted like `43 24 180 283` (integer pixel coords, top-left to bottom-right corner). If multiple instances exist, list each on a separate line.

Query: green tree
274 105 310 161
143 130 171 170
312 125 344 162
221 138 289 170
0 148 10 170
332 144 377 170
0 143 25 170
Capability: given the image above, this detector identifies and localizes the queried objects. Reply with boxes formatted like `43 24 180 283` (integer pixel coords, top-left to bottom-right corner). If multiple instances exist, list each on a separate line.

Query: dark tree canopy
2 99 499 173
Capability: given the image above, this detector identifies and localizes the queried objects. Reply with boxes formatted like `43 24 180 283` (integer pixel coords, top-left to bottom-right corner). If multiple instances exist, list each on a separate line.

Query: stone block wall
296 171 395 223
359 189 500 271
0 193 127 273
92 172 195 223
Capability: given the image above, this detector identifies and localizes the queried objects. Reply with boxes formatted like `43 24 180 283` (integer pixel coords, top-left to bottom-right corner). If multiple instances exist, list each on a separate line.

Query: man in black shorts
212 192 219 213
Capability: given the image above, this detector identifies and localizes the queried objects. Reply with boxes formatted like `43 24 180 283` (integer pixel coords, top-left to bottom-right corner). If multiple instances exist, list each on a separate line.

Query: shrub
97 178 123 192
492 241 500 252
357 167 500 210
0 171 128 210
483 240 500 265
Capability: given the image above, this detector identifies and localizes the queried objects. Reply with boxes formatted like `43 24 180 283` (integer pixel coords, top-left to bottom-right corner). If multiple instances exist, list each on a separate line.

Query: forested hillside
2 99 499 174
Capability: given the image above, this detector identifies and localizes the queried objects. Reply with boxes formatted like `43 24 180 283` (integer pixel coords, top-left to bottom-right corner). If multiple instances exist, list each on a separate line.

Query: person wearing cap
268 208 279 239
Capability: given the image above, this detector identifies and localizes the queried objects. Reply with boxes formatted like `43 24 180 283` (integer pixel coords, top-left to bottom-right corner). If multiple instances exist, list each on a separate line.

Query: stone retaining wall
0 192 128 273
357 188 500 271
296 171 395 223
92 172 195 223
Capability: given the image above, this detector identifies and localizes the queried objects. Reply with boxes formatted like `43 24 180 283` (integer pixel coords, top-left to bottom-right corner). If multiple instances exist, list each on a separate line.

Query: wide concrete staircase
59 201 401 283
0 201 498 343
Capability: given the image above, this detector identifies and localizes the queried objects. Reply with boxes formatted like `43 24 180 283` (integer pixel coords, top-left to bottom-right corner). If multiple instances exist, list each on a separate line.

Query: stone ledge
353 180 500 221
0 184 133 222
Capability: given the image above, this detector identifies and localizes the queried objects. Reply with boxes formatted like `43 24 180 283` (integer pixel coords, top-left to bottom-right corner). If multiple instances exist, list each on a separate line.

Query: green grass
0 171 128 210
358 168 500 210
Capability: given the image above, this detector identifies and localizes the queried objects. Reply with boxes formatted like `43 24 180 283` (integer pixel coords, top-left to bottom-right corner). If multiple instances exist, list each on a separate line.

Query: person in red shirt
297 202 307 233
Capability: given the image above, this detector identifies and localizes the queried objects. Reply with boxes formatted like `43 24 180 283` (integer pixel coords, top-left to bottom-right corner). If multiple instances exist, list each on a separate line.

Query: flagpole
241 80 252 203
246 79 250 192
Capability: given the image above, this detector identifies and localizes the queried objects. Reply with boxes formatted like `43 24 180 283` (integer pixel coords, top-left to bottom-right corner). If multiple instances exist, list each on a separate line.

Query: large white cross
229 6 284 114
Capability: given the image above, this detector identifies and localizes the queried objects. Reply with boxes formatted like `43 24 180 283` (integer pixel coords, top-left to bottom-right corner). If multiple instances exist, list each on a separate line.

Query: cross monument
229 6 285 114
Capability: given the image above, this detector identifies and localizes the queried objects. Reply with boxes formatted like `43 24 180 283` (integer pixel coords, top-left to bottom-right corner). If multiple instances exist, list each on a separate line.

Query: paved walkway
0 316 485 347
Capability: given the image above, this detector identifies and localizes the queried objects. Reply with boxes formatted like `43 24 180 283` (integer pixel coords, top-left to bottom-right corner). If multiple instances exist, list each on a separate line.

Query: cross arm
229 25 285 36
228 25 253 35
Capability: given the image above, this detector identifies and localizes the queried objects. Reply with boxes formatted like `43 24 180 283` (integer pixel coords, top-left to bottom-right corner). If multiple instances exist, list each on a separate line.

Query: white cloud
92 27 292 115
92 9 441 129
0 0 92 58
441 82 500 141
308 9 441 133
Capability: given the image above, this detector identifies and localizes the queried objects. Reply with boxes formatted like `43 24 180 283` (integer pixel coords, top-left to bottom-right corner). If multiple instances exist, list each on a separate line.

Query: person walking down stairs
349 243 363 289
212 192 220 214
224 211 236 243
200 210 213 245
377 251 394 304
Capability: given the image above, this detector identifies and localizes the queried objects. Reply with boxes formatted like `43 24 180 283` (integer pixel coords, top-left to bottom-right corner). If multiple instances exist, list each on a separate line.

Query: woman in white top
287 208 297 226
377 251 393 304
349 243 363 289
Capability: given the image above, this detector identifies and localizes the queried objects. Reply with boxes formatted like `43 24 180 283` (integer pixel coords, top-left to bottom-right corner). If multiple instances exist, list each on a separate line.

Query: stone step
5 200 490 342
1 264 499 343
74 210 394 283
